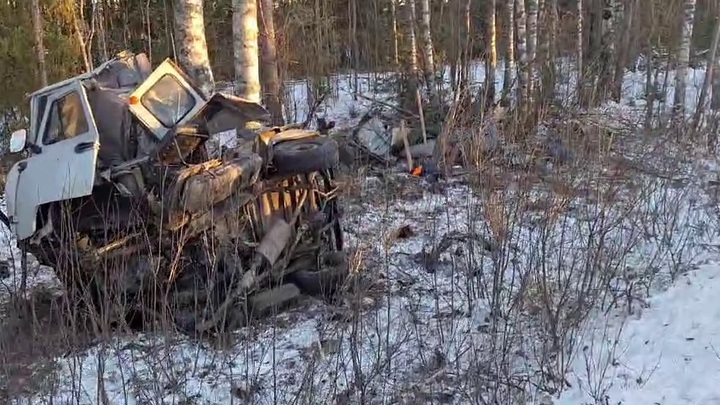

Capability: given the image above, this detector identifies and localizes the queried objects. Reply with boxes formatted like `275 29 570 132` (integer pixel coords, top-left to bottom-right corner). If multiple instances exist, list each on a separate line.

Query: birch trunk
174 0 215 98
576 0 583 99
405 0 419 77
390 0 400 66
541 0 558 100
673 0 697 116
258 0 283 124
713 22 720 112
232 0 261 103
527 0 538 98
516 0 529 102
485 0 497 104
30 0 48 87
417 0 437 96
502 0 515 103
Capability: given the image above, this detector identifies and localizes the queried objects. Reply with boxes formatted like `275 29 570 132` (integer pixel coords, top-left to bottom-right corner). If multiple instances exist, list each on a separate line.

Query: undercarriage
20 143 347 336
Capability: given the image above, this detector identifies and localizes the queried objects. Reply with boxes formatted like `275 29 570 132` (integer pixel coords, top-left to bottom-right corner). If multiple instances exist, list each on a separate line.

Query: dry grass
1 66 719 404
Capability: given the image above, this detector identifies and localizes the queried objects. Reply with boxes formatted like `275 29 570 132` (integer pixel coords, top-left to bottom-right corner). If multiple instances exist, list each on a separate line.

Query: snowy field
2 61 720 404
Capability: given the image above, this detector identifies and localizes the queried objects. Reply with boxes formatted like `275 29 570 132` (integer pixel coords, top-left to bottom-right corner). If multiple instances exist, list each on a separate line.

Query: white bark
527 0 538 62
673 0 697 115
417 0 437 94
527 0 539 97
487 0 497 98
390 0 400 66
502 0 515 98
576 0 583 96
405 0 419 76
516 0 528 101
232 0 261 103
713 18 720 111
174 0 215 98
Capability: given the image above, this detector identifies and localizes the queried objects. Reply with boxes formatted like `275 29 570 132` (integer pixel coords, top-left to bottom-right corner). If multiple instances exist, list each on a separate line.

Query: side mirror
9 129 27 153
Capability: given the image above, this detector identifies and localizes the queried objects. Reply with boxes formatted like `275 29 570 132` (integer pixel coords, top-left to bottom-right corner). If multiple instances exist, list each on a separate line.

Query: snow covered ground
557 260 720 405
2 61 720 404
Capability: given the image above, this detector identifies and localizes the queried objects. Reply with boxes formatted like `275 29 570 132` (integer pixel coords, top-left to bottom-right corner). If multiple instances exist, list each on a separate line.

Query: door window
42 91 89 145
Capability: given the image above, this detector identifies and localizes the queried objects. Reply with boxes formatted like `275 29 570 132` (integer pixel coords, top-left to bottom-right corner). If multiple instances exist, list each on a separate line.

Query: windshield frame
140 73 197 129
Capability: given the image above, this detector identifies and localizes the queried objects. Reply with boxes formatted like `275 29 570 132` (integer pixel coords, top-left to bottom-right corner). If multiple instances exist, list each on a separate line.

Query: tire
247 283 302 318
288 253 349 297
272 137 339 175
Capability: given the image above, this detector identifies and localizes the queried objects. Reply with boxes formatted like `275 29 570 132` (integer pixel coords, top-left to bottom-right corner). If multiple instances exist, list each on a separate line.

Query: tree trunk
576 0 583 101
697 17 720 127
713 20 720 112
258 0 283 124
401 0 420 111
673 0 697 117
174 0 215 98
30 0 48 87
502 0 515 105
417 0 437 97
485 0 497 106
598 0 619 97
232 0 261 103
612 0 633 101
390 0 400 67
93 0 109 63
72 0 92 72
405 0 419 78
515 0 528 102
541 0 558 101
527 0 539 99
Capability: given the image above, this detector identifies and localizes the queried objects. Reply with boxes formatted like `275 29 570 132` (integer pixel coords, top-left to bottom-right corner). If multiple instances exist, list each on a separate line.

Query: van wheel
272 138 339 175
288 252 349 297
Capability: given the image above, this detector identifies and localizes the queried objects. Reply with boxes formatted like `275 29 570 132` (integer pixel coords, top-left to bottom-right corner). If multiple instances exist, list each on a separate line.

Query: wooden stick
399 119 414 171
415 88 428 144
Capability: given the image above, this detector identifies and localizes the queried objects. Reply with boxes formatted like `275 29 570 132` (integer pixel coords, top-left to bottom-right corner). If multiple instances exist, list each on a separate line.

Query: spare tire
272 137 339 175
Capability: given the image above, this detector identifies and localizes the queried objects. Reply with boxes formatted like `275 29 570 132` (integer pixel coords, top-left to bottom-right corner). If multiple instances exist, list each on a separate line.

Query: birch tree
390 0 400 66
527 0 539 98
258 0 283 124
417 0 437 97
174 0 215 98
404 0 419 78
233 0 261 103
673 0 697 117
502 0 515 103
516 0 529 102
576 0 583 99
486 0 497 104
30 0 47 87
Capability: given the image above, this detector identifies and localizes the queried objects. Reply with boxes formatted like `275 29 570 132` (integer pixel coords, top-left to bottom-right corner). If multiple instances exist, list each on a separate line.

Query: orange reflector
411 165 423 176
129 95 139 105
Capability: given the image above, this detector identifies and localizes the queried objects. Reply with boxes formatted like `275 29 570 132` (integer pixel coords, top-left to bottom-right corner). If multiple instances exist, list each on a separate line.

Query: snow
557 261 720 405
3 59 720 404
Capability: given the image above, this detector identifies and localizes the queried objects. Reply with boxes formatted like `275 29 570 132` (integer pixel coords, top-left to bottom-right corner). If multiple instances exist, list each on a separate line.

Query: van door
8 81 100 240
